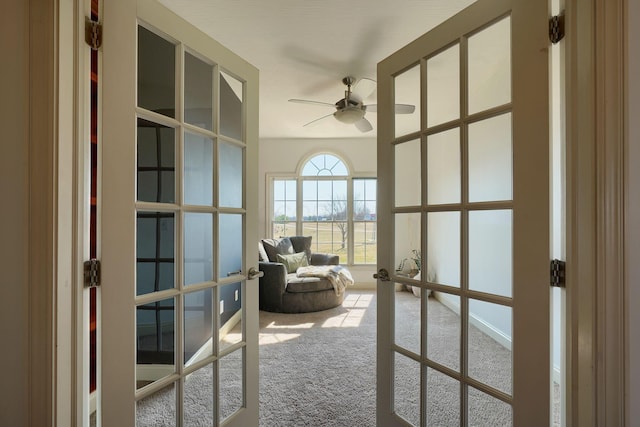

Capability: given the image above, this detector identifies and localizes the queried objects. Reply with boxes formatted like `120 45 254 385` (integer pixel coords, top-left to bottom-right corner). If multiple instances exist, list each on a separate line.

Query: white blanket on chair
296 265 354 296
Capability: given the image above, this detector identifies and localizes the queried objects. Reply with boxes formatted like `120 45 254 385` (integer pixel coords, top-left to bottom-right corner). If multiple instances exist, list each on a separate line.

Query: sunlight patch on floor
342 292 374 308
321 308 366 328
264 321 314 329
258 333 301 345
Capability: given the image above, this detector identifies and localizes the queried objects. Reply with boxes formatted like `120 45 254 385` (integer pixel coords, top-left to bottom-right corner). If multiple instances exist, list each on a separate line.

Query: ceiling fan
288 76 415 133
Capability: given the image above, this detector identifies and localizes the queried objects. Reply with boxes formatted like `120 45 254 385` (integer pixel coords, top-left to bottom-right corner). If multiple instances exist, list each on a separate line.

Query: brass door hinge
85 18 103 50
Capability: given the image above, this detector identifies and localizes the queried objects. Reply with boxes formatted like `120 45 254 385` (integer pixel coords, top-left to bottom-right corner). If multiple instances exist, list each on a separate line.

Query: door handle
248 267 264 280
373 268 390 282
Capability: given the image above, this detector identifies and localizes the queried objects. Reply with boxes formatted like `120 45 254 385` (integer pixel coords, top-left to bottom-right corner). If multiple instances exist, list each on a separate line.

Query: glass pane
395 287 420 355
469 209 512 297
468 299 512 395
220 282 243 352
136 382 176 426
136 297 175 389
302 180 317 200
395 65 421 138
427 294 460 372
184 213 213 286
137 119 175 203
468 386 512 426
220 71 243 141
427 44 460 127
468 113 513 202
184 52 213 131
427 211 460 287
395 139 421 207
219 142 243 208
184 289 213 367
219 349 244 422
394 352 420 426
138 26 175 118
301 154 348 176
183 364 214 426
272 222 296 238
426 368 460 426
353 222 377 264
184 132 213 206
219 214 243 279
137 212 175 296
273 179 296 221
427 128 461 205
468 17 511 114
394 213 421 275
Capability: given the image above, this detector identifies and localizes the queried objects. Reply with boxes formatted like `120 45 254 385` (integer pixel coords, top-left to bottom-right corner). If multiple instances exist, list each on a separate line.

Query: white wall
627 0 639 421
258 137 377 285
0 1 29 425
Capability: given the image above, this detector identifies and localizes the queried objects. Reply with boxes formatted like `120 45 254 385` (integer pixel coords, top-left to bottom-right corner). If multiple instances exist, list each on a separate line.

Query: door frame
21 0 626 425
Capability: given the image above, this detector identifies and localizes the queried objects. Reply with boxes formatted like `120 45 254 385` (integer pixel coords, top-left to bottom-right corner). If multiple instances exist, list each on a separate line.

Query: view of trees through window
271 154 376 265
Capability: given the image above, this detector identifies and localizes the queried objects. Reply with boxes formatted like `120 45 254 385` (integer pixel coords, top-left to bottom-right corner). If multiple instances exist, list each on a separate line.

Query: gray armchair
258 236 345 313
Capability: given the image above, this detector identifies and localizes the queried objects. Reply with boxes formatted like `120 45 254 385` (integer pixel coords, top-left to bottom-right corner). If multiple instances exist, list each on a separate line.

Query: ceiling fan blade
289 99 336 108
393 104 416 114
354 117 373 133
352 78 376 101
365 104 415 114
303 113 334 127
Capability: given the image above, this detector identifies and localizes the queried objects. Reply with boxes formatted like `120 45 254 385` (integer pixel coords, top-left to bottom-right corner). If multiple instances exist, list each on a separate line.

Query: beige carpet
131 290 559 426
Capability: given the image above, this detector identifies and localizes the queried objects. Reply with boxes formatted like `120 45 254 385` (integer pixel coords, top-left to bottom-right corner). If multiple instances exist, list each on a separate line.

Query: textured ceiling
160 0 475 139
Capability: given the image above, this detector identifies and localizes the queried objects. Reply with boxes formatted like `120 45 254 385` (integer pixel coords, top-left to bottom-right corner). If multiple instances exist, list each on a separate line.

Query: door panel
101 1 259 425
377 0 549 425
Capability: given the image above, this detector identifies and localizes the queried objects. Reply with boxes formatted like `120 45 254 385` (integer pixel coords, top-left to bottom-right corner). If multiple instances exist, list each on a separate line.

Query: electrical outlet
219 300 224 314
234 290 239 301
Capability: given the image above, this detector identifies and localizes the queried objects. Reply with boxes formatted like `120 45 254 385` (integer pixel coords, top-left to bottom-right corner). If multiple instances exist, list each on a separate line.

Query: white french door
376 0 550 425
100 0 259 425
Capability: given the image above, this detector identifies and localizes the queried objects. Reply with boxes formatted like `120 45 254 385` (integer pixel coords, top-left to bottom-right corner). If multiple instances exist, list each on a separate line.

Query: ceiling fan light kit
288 75 415 133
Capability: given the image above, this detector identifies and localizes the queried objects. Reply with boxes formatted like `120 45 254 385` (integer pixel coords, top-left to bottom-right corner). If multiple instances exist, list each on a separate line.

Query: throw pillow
276 251 309 273
261 237 294 262
288 235 312 263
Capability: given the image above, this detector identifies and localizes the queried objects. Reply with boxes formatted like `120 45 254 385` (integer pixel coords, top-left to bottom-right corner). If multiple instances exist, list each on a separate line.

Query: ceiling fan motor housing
333 105 366 124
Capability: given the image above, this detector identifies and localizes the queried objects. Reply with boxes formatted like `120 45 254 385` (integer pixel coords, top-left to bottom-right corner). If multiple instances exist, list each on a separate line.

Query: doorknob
248 267 264 280
373 268 390 282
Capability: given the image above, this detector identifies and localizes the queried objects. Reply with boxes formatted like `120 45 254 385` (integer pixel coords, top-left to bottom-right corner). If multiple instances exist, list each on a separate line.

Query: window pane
395 139 421 207
137 119 175 203
468 17 511 114
184 213 213 286
428 128 460 205
427 43 460 127
184 288 212 366
395 65 421 138
137 26 175 118
184 52 213 130
301 154 348 176
137 212 175 296
183 132 213 206
468 113 513 202
136 298 175 389
219 141 243 208
220 71 243 141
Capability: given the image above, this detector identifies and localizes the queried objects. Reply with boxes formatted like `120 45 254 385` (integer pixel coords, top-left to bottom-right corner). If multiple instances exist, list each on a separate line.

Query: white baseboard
434 291 512 351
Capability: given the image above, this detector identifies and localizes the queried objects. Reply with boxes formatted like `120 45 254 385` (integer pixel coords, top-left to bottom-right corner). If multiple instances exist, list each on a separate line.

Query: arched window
270 153 376 265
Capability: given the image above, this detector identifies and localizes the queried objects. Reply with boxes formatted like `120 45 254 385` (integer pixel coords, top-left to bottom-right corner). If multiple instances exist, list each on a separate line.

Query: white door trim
565 0 627 425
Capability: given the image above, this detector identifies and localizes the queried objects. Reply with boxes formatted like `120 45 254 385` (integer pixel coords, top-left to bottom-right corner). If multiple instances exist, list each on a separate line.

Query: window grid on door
134 21 247 425
391 14 515 427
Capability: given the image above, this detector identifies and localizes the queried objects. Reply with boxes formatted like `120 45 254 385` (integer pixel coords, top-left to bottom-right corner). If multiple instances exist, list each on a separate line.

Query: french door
100 0 259 425
376 0 550 425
